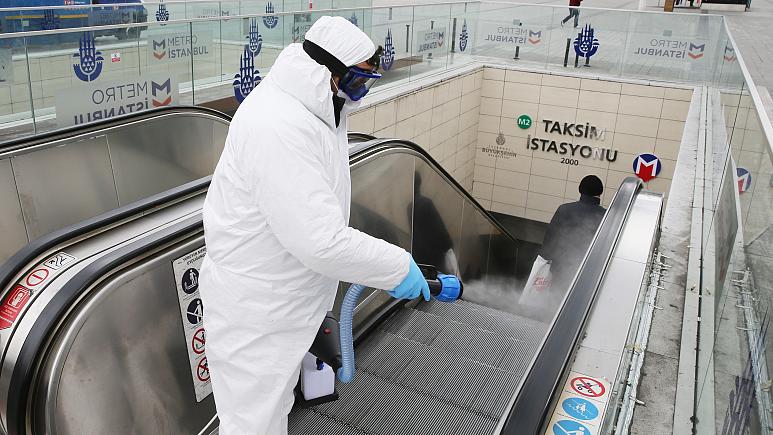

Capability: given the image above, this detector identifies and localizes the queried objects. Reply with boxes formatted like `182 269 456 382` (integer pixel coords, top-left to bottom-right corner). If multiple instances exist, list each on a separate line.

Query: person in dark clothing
540 175 606 295
561 0 582 28
409 173 457 274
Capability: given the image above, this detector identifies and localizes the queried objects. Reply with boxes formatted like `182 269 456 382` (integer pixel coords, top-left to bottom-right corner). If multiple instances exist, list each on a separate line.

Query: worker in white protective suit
199 16 431 435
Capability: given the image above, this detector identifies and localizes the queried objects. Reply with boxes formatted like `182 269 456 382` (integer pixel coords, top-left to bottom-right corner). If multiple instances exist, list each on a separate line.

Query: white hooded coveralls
199 16 409 435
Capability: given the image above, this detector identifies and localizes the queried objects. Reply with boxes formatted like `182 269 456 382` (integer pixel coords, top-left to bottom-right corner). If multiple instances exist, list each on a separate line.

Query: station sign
172 246 212 402
147 30 213 65
416 27 447 55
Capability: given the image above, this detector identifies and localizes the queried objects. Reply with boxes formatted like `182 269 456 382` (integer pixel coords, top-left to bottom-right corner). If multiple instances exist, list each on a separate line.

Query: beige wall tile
537 104 577 123
658 159 677 179
431 106 444 128
612 133 656 154
478 114 500 134
530 157 570 179
461 90 481 113
564 181 581 198
660 99 690 121
528 175 567 197
645 177 672 195
540 86 579 107
578 90 620 113
664 88 694 102
374 101 396 132
481 79 505 99
503 82 541 103
608 151 637 174
615 114 660 137
493 185 528 206
501 100 539 120
497 152 532 173
472 181 493 201
443 99 461 123
494 168 530 190
395 93 416 122
475 146 497 168
657 119 685 141
541 74 581 89
500 116 533 139
580 79 622 94
395 116 416 139
415 111 432 136
567 165 607 182
433 82 450 107
448 79 463 100
654 139 681 160
621 83 666 98
618 95 663 118
460 107 479 131
483 67 506 81
491 202 525 217
525 208 554 223
416 88 434 113
414 132 430 150
375 124 396 138
526 191 566 213
349 108 375 133
505 70 542 85
575 109 618 132
430 126 445 149
462 73 477 95
606 170 631 190
480 97 502 116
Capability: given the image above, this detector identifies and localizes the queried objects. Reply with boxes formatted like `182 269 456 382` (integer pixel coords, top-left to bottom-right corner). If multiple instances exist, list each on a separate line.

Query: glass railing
0 1 753 142
689 16 773 434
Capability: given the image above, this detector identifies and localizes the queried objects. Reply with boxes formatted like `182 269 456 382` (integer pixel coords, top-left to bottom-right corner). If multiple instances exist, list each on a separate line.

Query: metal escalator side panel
499 177 644 434
5 216 204 435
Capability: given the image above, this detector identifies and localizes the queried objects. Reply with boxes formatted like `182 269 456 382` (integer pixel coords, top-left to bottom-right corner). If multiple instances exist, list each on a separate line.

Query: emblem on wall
381 29 395 71
247 18 263 56
459 20 468 52
73 32 103 82
233 45 261 103
156 3 170 23
263 2 278 29
736 167 752 193
573 24 599 59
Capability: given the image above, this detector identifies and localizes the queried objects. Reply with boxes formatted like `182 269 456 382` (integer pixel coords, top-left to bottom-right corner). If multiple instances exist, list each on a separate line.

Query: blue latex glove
389 257 431 301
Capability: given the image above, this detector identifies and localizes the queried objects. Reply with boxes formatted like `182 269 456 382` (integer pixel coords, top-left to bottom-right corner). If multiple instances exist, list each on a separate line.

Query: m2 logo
688 43 705 59
233 46 261 103
381 29 395 71
151 79 173 107
528 30 542 45
73 32 103 82
263 2 278 29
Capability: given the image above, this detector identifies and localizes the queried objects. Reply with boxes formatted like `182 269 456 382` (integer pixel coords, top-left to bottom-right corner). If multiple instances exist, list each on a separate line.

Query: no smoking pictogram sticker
197 357 210 382
571 376 606 398
191 328 206 354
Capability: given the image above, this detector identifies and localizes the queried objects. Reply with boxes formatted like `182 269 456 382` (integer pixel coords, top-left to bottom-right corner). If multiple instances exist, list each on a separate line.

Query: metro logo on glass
528 30 542 45
736 167 751 193
381 29 395 71
247 18 263 56
574 24 599 59
688 42 705 59
459 20 468 52
633 153 662 182
73 32 103 82
263 2 279 29
233 46 261 103
517 115 532 130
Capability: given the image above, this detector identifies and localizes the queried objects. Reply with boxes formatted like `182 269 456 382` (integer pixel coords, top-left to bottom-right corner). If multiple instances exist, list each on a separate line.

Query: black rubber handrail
0 106 231 153
500 177 643 434
3 138 523 434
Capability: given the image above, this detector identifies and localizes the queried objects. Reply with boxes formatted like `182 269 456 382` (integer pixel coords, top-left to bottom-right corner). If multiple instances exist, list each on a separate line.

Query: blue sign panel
562 397 599 421
553 419 591 434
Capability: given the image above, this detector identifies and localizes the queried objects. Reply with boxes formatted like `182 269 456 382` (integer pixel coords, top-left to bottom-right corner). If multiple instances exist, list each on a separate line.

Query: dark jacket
540 194 605 281
569 0 582 7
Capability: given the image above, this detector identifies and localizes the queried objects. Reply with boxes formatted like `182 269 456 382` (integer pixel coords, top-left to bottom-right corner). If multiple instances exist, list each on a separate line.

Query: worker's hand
388 257 431 301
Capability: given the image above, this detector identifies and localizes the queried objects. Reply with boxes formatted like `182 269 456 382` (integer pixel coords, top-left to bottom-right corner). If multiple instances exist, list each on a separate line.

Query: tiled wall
471 67 694 222
348 70 483 192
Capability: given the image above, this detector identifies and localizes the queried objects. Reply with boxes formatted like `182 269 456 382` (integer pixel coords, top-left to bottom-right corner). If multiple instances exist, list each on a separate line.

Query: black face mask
332 94 345 127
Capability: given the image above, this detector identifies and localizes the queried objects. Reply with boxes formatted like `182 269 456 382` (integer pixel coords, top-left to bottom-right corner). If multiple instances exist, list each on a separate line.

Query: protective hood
304 16 376 68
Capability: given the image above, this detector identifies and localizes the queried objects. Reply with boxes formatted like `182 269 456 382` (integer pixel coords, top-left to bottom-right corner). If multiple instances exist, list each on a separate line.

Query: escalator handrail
500 176 643 434
350 138 521 246
0 106 231 153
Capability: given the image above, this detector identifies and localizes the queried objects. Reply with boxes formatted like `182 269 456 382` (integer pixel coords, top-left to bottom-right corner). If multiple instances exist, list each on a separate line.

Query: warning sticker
24 268 51 288
43 252 77 270
0 286 31 329
172 246 211 402
544 372 611 435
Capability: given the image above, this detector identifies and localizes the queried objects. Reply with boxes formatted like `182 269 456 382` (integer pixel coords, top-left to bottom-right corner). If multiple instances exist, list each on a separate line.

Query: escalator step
289 408 365 435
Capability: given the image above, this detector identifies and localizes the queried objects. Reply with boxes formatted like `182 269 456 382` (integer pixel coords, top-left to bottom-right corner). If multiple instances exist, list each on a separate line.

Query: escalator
0 137 656 435
0 106 231 264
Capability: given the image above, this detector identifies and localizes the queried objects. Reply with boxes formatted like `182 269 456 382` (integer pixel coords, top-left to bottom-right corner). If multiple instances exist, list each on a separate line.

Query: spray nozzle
418 264 463 302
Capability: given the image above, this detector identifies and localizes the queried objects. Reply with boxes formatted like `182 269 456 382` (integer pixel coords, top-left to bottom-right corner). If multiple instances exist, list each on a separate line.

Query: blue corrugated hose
337 283 366 383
